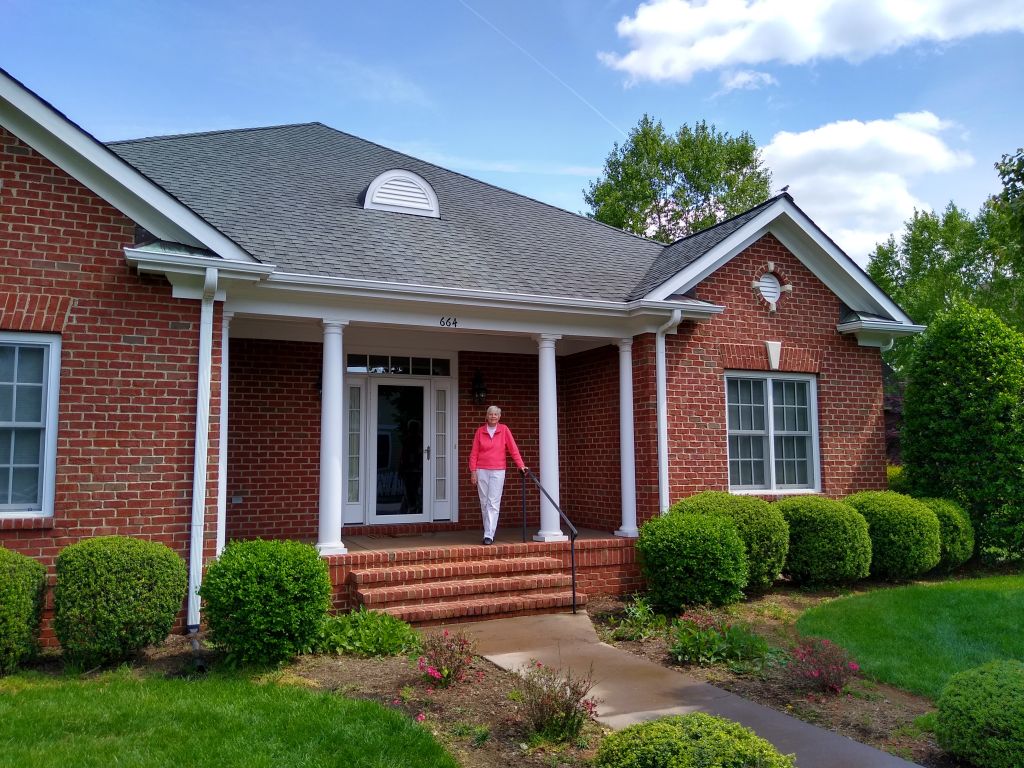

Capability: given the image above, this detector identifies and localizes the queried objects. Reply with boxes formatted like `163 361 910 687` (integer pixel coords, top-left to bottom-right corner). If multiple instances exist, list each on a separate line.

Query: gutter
655 309 682 513
187 267 217 631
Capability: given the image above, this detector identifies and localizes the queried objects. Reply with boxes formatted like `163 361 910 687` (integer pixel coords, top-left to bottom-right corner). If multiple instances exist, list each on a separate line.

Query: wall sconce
472 369 488 405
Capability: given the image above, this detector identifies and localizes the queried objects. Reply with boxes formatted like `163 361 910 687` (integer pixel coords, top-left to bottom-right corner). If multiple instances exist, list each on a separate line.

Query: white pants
476 469 506 539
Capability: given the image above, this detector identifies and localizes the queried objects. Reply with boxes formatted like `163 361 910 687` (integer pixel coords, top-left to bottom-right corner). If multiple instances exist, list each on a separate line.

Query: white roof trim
0 68 255 263
644 197 918 328
364 169 439 218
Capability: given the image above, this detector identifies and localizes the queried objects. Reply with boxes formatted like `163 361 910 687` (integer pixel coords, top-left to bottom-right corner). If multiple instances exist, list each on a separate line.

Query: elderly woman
469 405 527 545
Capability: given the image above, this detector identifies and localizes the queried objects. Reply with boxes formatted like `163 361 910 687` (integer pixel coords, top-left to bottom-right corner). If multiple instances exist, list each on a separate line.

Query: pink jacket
468 424 525 471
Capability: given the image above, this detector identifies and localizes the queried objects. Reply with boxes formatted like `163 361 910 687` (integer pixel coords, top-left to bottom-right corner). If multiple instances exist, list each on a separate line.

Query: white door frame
369 378 431 525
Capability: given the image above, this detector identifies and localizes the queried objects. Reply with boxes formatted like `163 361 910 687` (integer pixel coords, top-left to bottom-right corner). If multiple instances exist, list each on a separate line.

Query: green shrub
917 498 975 571
668 610 769 668
610 595 668 641
902 303 1024 559
200 539 330 665
314 607 419 657
0 548 47 674
887 464 908 494
636 513 748 612
774 497 871 585
936 659 1024 768
595 712 795 768
53 536 187 668
668 491 788 591
844 491 941 579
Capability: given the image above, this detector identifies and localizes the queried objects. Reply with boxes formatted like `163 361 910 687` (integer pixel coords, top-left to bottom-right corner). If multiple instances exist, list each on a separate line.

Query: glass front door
370 381 429 523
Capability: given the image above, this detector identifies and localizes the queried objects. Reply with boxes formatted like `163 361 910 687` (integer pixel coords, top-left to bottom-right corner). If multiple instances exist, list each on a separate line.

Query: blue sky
5 0 1023 264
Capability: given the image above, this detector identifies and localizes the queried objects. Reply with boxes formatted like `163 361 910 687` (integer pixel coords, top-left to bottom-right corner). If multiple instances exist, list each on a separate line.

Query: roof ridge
313 123 666 249
107 122 323 146
663 192 789 249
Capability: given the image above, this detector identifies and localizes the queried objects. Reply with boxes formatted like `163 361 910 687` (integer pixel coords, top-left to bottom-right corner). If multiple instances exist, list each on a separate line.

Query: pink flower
848 662 860 672
415 712 426 722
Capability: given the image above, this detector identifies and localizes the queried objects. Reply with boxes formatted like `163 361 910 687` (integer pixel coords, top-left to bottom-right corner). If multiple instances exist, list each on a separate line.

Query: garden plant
774 496 871 584
844 491 940 579
0 547 46 674
936 659 1024 768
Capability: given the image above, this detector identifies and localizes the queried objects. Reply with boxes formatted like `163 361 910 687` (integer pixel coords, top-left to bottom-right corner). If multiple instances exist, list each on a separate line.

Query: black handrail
520 468 579 614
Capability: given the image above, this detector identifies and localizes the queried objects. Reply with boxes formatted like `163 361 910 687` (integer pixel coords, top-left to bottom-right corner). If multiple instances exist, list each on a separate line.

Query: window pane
431 359 450 377
0 347 14 382
411 357 431 376
0 430 10 464
389 357 409 375
369 355 389 374
15 385 43 423
17 348 45 384
435 478 446 498
11 467 40 505
347 386 361 502
13 430 41 464
0 385 12 421
346 354 368 374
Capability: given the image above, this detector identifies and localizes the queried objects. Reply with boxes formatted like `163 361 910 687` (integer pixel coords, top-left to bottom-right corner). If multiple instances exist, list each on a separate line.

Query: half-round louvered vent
364 170 439 218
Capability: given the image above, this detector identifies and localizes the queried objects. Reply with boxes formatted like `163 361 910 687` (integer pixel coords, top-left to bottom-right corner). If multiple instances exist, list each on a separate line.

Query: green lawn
0 671 457 768
796 575 1024 698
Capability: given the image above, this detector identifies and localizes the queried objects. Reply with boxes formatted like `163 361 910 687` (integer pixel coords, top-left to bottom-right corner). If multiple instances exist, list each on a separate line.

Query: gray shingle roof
108 124 667 302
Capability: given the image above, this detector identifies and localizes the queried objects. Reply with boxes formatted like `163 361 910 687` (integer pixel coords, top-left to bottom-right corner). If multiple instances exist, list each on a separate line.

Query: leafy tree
584 115 772 243
995 147 1024 242
902 303 1024 560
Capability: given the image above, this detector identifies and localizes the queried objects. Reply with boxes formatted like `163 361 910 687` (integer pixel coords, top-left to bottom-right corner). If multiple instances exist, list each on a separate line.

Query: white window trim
724 370 820 495
0 332 61 517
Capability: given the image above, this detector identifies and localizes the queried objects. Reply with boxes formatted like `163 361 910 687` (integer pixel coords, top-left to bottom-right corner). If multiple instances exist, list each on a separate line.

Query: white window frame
0 332 61 517
724 371 820 495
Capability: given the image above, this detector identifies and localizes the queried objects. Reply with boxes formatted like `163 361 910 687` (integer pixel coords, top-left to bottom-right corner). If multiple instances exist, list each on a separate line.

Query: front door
369 380 429 524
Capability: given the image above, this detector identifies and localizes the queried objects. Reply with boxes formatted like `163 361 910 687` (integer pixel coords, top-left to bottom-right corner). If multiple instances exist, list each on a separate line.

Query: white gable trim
0 69 255 263
644 197 918 328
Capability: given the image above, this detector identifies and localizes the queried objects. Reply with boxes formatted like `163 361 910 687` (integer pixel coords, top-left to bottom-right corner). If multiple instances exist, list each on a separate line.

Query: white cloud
718 70 778 92
600 0 1024 82
762 112 973 263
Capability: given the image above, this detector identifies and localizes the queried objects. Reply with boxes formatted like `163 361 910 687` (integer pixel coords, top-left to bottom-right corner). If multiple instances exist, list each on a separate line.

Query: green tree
584 115 772 243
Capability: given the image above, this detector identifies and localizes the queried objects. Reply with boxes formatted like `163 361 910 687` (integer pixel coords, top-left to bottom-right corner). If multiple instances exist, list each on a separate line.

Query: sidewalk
460 612 920 768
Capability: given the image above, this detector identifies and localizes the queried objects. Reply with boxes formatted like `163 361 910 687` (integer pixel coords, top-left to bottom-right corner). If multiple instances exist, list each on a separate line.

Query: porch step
359 572 573 607
379 590 587 624
348 553 584 624
349 556 565 586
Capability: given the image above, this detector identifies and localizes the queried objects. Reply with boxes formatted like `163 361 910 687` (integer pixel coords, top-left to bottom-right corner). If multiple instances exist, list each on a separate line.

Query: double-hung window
0 333 60 516
725 373 818 493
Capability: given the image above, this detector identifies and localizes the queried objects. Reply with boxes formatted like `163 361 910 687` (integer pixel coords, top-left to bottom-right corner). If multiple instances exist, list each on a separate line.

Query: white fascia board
266 271 724 321
0 70 255 263
836 319 926 337
643 197 918 329
124 247 275 282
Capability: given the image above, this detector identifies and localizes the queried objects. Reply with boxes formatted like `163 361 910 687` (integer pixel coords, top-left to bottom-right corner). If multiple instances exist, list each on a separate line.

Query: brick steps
349 553 584 624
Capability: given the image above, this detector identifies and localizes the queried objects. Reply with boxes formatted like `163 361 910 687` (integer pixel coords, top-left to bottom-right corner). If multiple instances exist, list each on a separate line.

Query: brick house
0 68 922 628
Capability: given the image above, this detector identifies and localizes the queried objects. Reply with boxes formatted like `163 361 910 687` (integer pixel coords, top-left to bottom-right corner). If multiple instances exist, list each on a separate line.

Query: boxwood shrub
843 491 941 579
918 498 974 571
200 539 330 665
0 547 47 673
774 497 871 585
668 491 788 591
54 536 187 668
936 659 1024 768
636 513 748 613
596 712 795 768
886 464 909 494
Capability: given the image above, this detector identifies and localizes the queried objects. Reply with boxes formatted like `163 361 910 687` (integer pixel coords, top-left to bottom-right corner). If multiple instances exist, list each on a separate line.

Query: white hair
486 405 502 416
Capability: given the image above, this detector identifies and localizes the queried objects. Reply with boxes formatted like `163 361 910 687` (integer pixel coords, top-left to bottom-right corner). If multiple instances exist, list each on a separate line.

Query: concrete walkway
459 612 920 768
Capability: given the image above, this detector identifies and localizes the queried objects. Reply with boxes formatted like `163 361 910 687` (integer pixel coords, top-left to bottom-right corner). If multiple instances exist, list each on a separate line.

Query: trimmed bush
596 712 795 768
902 303 1024 559
918 498 974 571
774 497 871 585
201 539 330 665
844 491 941 580
0 547 47 673
668 491 788 591
886 464 908 494
936 659 1024 768
636 513 748 612
54 536 187 668
315 607 420 657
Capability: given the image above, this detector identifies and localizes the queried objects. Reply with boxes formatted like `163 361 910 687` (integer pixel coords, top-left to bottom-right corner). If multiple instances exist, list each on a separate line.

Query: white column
535 334 567 542
215 311 233 555
615 338 638 538
318 320 348 555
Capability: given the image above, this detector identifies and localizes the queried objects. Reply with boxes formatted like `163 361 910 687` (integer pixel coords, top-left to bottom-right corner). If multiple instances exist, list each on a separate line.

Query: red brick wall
0 127 220 620
662 233 887 504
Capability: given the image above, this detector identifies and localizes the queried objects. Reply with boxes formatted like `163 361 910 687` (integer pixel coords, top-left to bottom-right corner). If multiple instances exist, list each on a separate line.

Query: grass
0 670 457 768
796 575 1024 698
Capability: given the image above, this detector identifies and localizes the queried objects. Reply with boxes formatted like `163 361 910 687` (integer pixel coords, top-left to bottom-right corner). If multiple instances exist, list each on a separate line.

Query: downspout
655 310 682 513
215 312 232 555
187 267 218 632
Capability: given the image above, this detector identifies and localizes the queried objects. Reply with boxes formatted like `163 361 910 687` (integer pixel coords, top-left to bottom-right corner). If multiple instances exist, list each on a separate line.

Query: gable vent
364 170 439 218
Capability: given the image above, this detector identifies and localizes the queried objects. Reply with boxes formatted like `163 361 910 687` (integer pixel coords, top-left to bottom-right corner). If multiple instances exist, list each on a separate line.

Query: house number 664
439 316 458 327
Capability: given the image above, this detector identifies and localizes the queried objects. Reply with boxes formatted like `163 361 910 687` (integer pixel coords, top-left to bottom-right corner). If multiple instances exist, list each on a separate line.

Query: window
0 333 60 516
725 373 818 492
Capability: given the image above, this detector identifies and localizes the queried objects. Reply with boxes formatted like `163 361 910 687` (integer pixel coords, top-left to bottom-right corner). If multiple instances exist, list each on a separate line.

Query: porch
323 528 642 624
